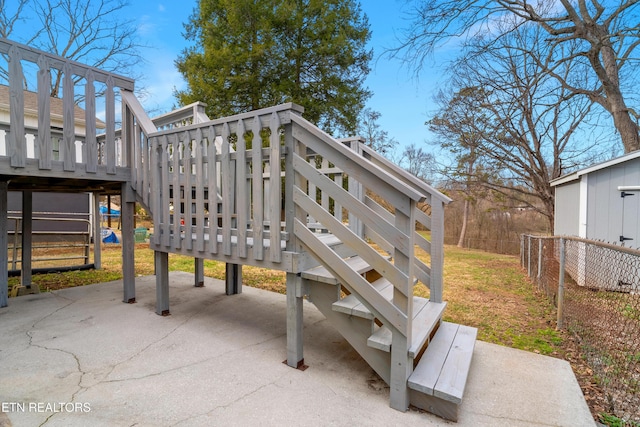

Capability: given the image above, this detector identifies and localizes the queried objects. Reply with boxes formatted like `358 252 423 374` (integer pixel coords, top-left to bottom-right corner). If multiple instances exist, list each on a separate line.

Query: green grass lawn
8 242 560 355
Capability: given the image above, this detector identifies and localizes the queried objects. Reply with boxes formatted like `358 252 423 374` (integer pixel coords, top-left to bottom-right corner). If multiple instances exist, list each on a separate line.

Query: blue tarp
99 206 120 217
101 228 119 243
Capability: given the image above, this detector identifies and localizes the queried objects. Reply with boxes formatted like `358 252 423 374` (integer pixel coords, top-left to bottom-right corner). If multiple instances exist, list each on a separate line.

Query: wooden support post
93 193 102 269
0 181 7 308
283 121 306 370
225 263 242 295
430 200 445 303
285 272 305 369
21 190 33 289
195 258 204 287
155 250 170 315
121 183 136 303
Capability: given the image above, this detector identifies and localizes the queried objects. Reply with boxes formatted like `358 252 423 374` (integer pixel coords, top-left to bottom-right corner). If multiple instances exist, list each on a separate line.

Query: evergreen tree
176 0 371 135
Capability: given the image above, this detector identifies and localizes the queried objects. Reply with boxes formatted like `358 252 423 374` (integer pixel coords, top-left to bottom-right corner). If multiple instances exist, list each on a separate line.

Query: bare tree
429 24 610 230
398 143 436 183
0 0 142 96
357 108 398 156
396 0 640 153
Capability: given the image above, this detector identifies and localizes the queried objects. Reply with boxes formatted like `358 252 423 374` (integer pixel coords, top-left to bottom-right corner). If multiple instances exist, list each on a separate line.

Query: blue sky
128 1 447 153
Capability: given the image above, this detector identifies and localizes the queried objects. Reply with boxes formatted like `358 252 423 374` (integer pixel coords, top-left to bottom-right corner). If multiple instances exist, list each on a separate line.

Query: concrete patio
0 272 594 426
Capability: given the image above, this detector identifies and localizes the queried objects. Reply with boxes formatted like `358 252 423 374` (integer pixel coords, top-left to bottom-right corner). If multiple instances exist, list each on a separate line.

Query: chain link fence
522 235 640 423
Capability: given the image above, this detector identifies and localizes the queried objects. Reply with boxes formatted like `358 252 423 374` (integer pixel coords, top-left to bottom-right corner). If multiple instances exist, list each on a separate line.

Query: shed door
620 190 640 244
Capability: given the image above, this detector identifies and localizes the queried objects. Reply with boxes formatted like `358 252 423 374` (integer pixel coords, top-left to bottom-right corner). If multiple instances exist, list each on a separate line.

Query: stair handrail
289 113 424 336
357 142 452 205
350 140 451 303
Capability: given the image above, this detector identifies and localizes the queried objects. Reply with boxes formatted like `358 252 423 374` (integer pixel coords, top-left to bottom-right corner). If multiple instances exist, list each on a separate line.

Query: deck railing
357 142 451 303
0 37 134 175
137 103 302 269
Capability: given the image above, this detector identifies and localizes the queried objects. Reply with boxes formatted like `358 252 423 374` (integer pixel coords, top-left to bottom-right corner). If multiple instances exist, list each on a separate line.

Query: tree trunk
457 197 469 248
610 103 640 153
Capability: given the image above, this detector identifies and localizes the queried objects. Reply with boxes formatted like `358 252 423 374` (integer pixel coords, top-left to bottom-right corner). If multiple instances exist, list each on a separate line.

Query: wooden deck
0 36 476 422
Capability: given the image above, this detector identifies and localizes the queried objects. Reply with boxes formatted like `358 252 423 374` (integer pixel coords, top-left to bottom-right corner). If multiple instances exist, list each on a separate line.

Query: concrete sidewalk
0 272 594 426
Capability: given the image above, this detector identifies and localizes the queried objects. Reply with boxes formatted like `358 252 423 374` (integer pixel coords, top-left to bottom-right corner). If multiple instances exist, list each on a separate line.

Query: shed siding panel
554 182 580 236
586 158 640 243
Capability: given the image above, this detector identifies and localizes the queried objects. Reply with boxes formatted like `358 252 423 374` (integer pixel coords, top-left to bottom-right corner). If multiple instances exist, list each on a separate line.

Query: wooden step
408 321 477 422
366 298 447 358
301 255 376 285
331 277 392 317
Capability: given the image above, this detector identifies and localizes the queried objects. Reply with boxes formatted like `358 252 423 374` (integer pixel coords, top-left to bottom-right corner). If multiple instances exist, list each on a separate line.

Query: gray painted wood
225 263 242 295
21 191 32 288
37 54 52 170
195 258 204 287
183 131 194 252
195 130 205 253
85 71 97 173
301 255 374 285
306 279 391 384
430 201 445 303
155 251 169 315
293 187 409 298
93 193 102 270
171 133 181 250
0 182 6 307
252 116 264 261
221 123 232 256
8 46 25 168
235 119 248 258
269 112 281 263
62 63 75 171
207 125 218 255
121 183 136 303
105 76 116 174
390 327 411 411
433 324 477 404
408 322 477 405
294 218 408 333
285 272 304 367
0 38 135 90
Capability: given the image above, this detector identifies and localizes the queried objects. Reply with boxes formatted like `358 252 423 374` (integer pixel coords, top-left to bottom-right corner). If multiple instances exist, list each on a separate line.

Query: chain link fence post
557 237 565 330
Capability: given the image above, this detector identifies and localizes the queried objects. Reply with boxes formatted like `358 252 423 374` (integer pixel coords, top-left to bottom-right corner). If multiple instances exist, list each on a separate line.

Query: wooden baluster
236 119 247 258
252 116 264 261
105 76 116 174
221 123 232 256
207 125 218 254
184 131 193 251
8 45 25 168
85 70 97 172
430 199 445 303
37 54 52 170
171 134 181 250
269 112 281 263
62 62 76 171
195 128 205 253
160 135 171 248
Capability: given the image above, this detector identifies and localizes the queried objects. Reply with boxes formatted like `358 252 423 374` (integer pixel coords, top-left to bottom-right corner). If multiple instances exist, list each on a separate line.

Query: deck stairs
0 37 477 422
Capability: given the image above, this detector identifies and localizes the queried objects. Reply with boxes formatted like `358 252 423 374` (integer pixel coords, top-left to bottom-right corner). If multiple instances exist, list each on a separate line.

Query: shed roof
550 150 640 186
0 84 105 129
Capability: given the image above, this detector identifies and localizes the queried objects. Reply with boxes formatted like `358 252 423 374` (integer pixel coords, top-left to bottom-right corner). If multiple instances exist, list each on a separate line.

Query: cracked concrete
0 271 594 426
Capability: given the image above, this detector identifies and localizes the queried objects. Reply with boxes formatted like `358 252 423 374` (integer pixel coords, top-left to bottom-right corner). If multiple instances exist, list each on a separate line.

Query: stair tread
366 299 447 357
302 255 375 285
331 278 392 318
408 321 477 404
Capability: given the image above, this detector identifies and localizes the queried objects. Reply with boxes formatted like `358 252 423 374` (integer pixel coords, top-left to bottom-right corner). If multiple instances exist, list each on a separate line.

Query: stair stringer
307 280 391 384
